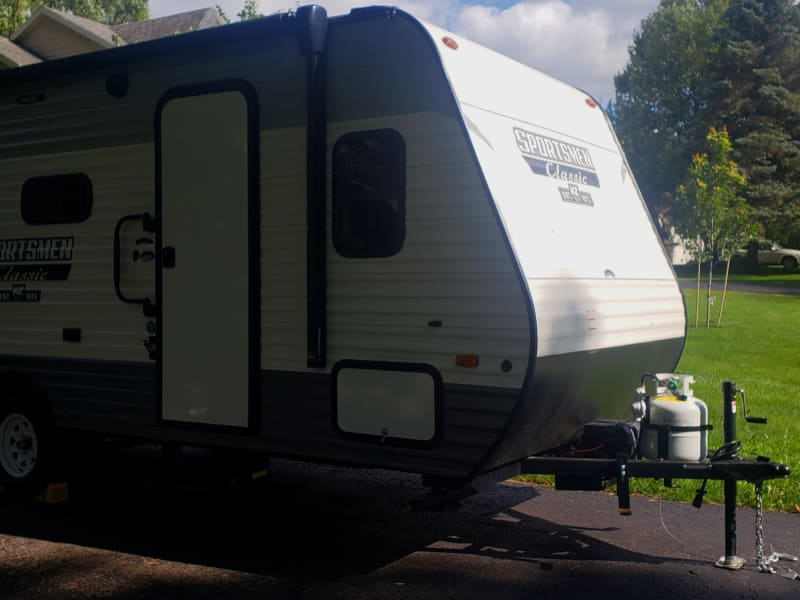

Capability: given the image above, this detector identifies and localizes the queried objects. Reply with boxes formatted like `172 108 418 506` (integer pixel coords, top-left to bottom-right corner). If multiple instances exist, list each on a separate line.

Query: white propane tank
638 374 708 461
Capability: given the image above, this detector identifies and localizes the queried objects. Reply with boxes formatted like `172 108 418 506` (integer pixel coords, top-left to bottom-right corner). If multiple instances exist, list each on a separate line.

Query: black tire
0 394 54 497
781 256 798 271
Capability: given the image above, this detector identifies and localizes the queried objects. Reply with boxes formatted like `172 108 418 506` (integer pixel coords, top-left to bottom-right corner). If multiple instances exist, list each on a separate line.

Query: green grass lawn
722 271 800 287
630 289 799 512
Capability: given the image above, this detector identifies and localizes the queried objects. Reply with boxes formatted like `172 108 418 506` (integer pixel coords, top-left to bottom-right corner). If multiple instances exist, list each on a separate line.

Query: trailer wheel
0 396 53 496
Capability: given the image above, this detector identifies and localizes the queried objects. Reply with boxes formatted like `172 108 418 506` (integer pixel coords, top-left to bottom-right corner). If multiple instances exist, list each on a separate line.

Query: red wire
561 443 605 456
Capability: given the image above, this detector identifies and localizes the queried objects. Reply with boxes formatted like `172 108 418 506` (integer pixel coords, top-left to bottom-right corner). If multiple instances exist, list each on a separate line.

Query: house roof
0 37 41 67
12 6 122 48
11 6 124 48
110 8 226 44
4 6 226 69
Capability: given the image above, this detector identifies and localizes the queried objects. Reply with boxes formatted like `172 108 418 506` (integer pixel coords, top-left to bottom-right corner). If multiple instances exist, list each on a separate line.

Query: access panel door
157 85 259 428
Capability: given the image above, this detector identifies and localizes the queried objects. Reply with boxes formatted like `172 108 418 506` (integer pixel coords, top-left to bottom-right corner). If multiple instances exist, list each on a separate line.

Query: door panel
158 89 254 428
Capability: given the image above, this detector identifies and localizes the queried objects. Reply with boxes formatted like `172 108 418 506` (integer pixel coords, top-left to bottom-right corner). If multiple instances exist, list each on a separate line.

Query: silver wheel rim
0 413 38 478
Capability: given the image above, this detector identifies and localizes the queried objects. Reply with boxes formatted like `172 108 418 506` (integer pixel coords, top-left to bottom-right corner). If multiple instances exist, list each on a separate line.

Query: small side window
21 173 93 225
333 129 406 258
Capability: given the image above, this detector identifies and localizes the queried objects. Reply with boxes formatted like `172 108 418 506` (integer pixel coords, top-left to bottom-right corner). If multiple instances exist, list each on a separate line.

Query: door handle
163 246 176 269
113 212 156 316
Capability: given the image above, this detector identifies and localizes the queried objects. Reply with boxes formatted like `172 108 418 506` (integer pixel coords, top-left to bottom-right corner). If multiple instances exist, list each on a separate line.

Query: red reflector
442 36 459 50
455 354 479 368
585 97 598 108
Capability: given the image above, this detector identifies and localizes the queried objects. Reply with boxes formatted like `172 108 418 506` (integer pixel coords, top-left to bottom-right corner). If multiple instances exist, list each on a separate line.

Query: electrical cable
709 440 742 462
560 443 605 457
658 496 716 561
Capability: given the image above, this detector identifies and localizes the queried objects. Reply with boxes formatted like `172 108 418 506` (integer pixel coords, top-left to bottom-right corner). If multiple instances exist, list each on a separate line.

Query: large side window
21 173 93 225
332 129 406 258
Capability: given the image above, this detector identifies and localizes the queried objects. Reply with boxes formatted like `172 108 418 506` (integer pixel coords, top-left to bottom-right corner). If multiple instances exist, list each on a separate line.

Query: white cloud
215 0 461 22
453 1 658 103
150 0 660 102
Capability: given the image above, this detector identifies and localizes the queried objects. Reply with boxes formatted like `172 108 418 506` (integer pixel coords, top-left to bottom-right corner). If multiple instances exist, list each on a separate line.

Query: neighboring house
0 6 225 69
0 36 40 68
664 226 695 266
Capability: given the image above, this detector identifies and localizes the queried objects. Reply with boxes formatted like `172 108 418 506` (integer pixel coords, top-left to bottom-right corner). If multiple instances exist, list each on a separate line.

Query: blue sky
151 0 661 102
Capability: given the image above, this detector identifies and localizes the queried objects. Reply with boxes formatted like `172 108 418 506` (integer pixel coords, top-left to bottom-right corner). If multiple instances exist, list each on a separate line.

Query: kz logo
0 283 41 303
559 183 594 207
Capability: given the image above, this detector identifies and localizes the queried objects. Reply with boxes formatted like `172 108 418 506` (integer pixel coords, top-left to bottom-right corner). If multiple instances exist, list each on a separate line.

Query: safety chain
755 481 799 580
755 481 770 572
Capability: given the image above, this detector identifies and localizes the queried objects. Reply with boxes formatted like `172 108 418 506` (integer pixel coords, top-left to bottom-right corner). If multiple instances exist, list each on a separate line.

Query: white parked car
735 240 800 270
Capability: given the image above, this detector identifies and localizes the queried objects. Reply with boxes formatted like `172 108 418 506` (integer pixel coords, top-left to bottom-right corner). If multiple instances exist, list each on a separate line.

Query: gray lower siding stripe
259 371 516 479
0 355 157 425
0 356 518 480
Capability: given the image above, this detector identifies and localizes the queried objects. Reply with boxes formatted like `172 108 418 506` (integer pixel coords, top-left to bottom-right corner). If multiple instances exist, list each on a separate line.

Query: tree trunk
705 256 713 328
717 256 732 326
746 239 759 272
695 259 701 328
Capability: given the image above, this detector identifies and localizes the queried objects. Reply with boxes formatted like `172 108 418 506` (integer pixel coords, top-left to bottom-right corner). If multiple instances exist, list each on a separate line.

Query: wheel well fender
0 370 51 418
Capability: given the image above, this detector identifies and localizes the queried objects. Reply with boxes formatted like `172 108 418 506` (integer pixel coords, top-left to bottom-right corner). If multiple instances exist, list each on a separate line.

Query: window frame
21 173 93 225
332 128 406 259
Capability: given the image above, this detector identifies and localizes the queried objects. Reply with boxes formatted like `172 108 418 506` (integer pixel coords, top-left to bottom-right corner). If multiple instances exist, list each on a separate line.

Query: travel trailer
0 5 781 521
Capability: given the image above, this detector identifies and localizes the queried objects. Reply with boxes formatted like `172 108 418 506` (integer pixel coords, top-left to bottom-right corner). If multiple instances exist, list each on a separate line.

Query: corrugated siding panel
0 35 304 161
532 279 686 357
260 126 307 371
0 355 155 424
0 143 155 362
259 122 532 388
0 35 306 365
259 20 532 393
324 112 530 390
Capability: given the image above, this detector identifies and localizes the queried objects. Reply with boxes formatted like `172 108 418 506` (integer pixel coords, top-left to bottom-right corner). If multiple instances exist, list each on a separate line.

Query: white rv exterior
0 6 685 493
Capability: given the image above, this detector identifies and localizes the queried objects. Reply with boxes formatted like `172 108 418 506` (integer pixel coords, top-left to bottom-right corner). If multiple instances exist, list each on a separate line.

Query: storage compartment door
333 361 442 447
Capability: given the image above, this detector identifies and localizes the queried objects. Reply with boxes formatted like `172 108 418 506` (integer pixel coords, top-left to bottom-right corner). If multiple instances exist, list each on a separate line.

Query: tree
216 5 230 24
0 1 34 35
711 0 800 241
0 0 148 36
612 0 728 219
613 0 800 245
237 0 261 21
672 127 756 327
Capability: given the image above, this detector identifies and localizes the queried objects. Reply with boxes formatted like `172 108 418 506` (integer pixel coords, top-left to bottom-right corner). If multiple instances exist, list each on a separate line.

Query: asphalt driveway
0 455 797 599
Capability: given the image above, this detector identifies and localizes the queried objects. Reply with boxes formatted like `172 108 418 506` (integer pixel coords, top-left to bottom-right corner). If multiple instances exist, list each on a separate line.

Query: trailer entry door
156 84 259 429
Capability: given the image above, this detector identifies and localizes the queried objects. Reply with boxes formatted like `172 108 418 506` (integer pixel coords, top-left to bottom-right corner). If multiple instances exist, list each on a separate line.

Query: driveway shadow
0 449 793 599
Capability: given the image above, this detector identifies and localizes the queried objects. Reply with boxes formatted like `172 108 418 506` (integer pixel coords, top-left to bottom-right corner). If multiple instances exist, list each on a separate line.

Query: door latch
143 335 157 360
163 246 176 269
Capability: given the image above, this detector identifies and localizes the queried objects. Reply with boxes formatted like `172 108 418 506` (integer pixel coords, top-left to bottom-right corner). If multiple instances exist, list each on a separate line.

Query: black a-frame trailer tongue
519 381 790 570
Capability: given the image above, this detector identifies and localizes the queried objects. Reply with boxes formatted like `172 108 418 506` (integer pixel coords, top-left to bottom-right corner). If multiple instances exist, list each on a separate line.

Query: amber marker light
455 354 479 368
442 36 459 50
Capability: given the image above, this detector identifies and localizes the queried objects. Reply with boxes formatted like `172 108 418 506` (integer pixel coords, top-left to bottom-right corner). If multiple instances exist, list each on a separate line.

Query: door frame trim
154 79 261 433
